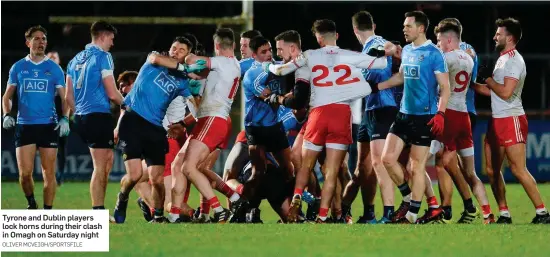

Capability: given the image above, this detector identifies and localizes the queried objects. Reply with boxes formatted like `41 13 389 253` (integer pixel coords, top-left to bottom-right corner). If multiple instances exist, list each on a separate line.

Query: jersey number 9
454 70 470 93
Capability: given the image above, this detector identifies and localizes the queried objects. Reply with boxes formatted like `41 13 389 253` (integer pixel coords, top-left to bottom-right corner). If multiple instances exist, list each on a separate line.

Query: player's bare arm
56 87 70 118
485 77 518 100
64 75 76 111
1 86 16 115
149 52 181 69
378 71 405 90
102 73 124 105
435 72 451 113
471 82 491 96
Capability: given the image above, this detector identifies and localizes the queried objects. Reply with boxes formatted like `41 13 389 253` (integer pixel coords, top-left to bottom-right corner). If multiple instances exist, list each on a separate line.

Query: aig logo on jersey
402 64 420 80
23 78 48 93
154 71 178 95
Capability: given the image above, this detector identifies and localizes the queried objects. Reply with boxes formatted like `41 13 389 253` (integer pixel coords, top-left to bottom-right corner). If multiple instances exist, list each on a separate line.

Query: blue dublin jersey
123 55 192 127
400 40 448 115
460 42 478 114
278 105 299 133
361 35 397 111
243 61 282 127
239 58 255 77
67 44 115 115
7 55 65 124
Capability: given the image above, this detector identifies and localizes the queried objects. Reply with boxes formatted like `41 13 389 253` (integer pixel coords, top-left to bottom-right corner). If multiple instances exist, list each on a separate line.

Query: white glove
3 114 15 129
55 116 70 137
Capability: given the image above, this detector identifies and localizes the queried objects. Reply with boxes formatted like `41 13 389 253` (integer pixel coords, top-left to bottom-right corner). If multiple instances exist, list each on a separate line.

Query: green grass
2 182 549 256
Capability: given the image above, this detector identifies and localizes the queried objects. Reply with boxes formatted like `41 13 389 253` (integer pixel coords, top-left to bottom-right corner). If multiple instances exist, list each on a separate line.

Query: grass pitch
1 182 549 257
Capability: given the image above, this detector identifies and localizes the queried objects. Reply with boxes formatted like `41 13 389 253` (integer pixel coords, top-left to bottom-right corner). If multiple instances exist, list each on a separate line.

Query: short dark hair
194 43 206 56
249 36 270 53
390 40 402 47
182 33 199 52
173 36 194 51
436 18 463 39
405 11 430 34
435 22 461 39
311 19 337 35
274 30 301 49
117 71 138 85
495 18 522 43
90 20 117 38
25 25 47 40
352 11 375 31
213 28 235 50
240 30 262 39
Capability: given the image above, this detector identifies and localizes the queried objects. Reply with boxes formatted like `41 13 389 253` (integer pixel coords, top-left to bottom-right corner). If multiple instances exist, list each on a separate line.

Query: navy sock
154 208 164 217
43 205 52 209
442 206 452 219
409 200 421 214
383 206 395 219
463 198 476 213
397 183 411 197
26 194 36 206
363 205 375 220
92 206 105 210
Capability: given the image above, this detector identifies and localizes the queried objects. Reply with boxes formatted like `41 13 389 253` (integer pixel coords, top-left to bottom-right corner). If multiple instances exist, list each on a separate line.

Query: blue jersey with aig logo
243 61 282 127
67 44 115 115
400 40 448 115
361 35 397 111
7 55 65 124
123 56 192 127
460 42 478 114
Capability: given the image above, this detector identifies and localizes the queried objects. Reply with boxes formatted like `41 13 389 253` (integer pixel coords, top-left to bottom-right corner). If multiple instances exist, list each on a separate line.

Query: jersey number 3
312 64 360 87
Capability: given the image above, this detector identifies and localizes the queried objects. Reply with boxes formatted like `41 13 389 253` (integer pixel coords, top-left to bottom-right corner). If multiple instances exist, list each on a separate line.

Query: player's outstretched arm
377 72 404 91
265 52 308 76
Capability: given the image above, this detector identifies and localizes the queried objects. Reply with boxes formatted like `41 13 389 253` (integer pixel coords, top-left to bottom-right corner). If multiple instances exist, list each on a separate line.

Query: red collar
500 48 516 56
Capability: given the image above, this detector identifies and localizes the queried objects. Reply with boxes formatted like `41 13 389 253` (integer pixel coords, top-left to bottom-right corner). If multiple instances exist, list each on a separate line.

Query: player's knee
408 160 422 176
381 152 397 168
181 161 194 177
371 154 384 169
291 146 300 159
19 172 32 181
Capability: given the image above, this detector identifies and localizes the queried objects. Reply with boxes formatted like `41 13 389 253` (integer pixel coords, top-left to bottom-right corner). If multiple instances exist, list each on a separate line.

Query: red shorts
190 116 230 152
164 137 185 177
299 119 308 135
440 109 473 152
218 116 232 150
486 115 528 147
235 130 247 144
304 103 352 146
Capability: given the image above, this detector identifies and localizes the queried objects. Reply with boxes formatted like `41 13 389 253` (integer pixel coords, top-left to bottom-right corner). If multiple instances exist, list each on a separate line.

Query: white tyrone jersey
491 49 526 118
270 46 388 108
162 96 187 131
197 56 241 119
445 49 474 112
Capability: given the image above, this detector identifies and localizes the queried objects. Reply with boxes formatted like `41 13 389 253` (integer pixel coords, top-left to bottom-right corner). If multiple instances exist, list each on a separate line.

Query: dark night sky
2 1 549 110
